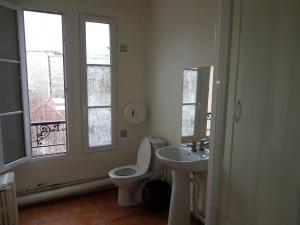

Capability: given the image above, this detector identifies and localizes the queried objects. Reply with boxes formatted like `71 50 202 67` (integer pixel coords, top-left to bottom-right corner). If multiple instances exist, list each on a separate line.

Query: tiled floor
19 188 203 225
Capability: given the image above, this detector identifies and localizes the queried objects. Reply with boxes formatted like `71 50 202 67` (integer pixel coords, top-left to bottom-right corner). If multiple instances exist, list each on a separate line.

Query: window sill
31 152 69 161
82 145 118 154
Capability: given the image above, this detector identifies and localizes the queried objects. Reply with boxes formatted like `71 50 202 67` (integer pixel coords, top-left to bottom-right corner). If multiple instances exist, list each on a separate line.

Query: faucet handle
200 138 209 150
191 141 197 152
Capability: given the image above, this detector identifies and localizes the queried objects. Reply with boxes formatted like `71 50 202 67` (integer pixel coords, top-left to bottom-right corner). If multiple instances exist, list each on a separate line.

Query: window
181 69 200 142
81 16 117 151
206 67 214 136
24 11 67 157
0 3 31 171
181 67 213 143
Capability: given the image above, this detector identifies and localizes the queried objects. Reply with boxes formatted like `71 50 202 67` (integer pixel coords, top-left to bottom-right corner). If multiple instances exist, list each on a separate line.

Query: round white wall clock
124 102 146 124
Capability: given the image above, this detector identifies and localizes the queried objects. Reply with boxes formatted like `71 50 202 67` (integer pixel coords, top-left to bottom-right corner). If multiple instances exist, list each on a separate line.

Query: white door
220 0 300 225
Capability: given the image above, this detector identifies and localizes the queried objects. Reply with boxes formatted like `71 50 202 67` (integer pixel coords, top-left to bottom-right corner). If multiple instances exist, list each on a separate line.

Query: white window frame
181 67 211 143
80 14 118 152
23 9 69 158
0 0 32 172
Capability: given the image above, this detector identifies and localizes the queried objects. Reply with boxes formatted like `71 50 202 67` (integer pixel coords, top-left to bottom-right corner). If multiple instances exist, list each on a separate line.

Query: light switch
120 130 127 138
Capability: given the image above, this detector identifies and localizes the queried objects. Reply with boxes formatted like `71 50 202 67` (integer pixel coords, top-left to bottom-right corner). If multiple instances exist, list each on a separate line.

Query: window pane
87 66 111 107
206 66 214 136
207 67 214 114
86 22 110 65
1 114 26 164
31 121 66 157
181 105 196 137
183 70 198 104
0 62 22 113
88 108 112 147
206 116 211 137
24 11 63 53
0 6 19 60
24 11 67 157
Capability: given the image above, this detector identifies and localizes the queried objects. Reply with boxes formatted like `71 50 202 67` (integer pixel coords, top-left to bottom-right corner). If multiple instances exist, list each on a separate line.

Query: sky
23 10 110 61
24 11 63 52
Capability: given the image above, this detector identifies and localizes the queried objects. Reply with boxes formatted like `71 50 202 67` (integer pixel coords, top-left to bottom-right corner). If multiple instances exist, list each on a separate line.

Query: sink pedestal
155 146 209 225
168 171 191 225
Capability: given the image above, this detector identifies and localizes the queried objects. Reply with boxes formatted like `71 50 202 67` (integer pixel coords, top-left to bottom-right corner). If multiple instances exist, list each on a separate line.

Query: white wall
8 0 150 192
6 0 219 193
147 0 218 145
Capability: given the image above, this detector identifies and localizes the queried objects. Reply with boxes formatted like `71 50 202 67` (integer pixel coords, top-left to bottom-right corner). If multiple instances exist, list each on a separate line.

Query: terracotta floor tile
19 220 36 225
139 213 167 225
19 207 37 224
35 203 67 221
70 211 106 225
61 197 98 215
18 188 203 225
20 222 36 225
97 203 135 222
88 188 118 206
109 215 144 225
36 216 71 225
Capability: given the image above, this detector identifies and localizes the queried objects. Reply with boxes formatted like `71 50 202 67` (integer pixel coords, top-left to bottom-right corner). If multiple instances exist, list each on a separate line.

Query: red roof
30 97 65 122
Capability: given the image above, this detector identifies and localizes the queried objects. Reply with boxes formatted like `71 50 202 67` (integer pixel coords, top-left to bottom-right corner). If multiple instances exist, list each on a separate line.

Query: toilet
108 136 166 206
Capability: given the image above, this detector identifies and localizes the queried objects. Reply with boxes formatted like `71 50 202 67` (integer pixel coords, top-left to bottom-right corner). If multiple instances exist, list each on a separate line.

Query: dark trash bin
142 180 171 212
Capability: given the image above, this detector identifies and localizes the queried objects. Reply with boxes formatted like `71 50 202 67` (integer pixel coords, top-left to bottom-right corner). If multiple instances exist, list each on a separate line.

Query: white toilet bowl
108 137 166 206
109 165 150 206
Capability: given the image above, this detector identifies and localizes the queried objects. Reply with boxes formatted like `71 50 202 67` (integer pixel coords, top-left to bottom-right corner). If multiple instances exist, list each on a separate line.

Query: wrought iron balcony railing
30 120 66 149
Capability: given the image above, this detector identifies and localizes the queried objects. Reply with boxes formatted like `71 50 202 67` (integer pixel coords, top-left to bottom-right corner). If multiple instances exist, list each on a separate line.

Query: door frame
205 0 235 224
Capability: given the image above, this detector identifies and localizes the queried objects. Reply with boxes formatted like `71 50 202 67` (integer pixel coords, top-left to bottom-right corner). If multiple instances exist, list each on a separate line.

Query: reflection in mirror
180 66 214 220
181 66 214 148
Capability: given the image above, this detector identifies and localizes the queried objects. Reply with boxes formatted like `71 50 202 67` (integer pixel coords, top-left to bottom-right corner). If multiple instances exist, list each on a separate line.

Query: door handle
234 100 242 122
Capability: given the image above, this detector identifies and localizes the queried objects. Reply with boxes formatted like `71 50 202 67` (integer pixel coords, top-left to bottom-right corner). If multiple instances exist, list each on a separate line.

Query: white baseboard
17 178 113 207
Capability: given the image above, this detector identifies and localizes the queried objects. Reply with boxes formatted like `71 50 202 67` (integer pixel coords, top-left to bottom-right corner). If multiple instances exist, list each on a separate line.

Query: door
220 0 300 225
0 0 31 171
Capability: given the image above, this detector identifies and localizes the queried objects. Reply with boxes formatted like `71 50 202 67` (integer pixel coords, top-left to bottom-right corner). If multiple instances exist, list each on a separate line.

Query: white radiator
192 172 207 221
0 172 18 225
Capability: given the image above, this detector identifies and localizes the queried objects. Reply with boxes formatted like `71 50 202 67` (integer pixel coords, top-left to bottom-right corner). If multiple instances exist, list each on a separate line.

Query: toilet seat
108 165 150 180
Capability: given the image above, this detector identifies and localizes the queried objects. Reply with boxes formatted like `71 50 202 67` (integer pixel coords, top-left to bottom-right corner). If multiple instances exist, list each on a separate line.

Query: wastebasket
142 180 171 212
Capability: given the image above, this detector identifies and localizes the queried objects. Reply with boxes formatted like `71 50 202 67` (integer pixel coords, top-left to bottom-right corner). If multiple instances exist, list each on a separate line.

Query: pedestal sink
156 146 209 225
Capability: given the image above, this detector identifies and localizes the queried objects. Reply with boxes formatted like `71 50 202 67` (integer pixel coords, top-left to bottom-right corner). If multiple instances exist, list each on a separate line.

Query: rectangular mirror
180 66 214 219
181 66 214 147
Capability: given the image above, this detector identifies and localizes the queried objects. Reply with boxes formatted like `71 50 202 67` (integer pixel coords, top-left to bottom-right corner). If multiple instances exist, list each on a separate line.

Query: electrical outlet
120 44 128 52
120 130 127 138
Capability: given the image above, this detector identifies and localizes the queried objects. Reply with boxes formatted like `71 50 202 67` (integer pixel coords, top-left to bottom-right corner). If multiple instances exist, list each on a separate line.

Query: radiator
192 172 207 220
0 172 18 225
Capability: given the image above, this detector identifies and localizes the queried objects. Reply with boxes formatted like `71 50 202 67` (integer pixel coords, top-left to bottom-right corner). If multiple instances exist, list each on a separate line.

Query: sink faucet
191 141 197 152
200 138 209 151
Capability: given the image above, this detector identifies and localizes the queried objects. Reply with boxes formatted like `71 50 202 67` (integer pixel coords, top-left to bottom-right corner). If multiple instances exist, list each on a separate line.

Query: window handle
234 100 242 122
83 105 87 115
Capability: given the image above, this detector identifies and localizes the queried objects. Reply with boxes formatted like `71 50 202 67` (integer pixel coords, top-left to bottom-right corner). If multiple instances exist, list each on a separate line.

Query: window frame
80 14 118 152
0 0 32 172
181 67 211 143
181 69 202 143
23 9 69 158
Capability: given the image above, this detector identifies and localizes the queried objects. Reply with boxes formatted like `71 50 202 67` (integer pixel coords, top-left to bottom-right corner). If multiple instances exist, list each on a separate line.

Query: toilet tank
148 136 167 179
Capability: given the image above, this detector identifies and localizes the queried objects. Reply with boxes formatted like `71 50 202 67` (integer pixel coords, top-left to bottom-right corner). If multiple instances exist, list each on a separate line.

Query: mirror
181 66 214 148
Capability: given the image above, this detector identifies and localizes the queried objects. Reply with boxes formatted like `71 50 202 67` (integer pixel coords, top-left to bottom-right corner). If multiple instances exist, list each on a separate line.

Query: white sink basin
156 146 209 172
155 146 209 225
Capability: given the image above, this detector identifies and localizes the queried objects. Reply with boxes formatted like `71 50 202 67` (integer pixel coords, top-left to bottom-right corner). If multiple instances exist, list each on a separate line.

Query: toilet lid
136 137 151 173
